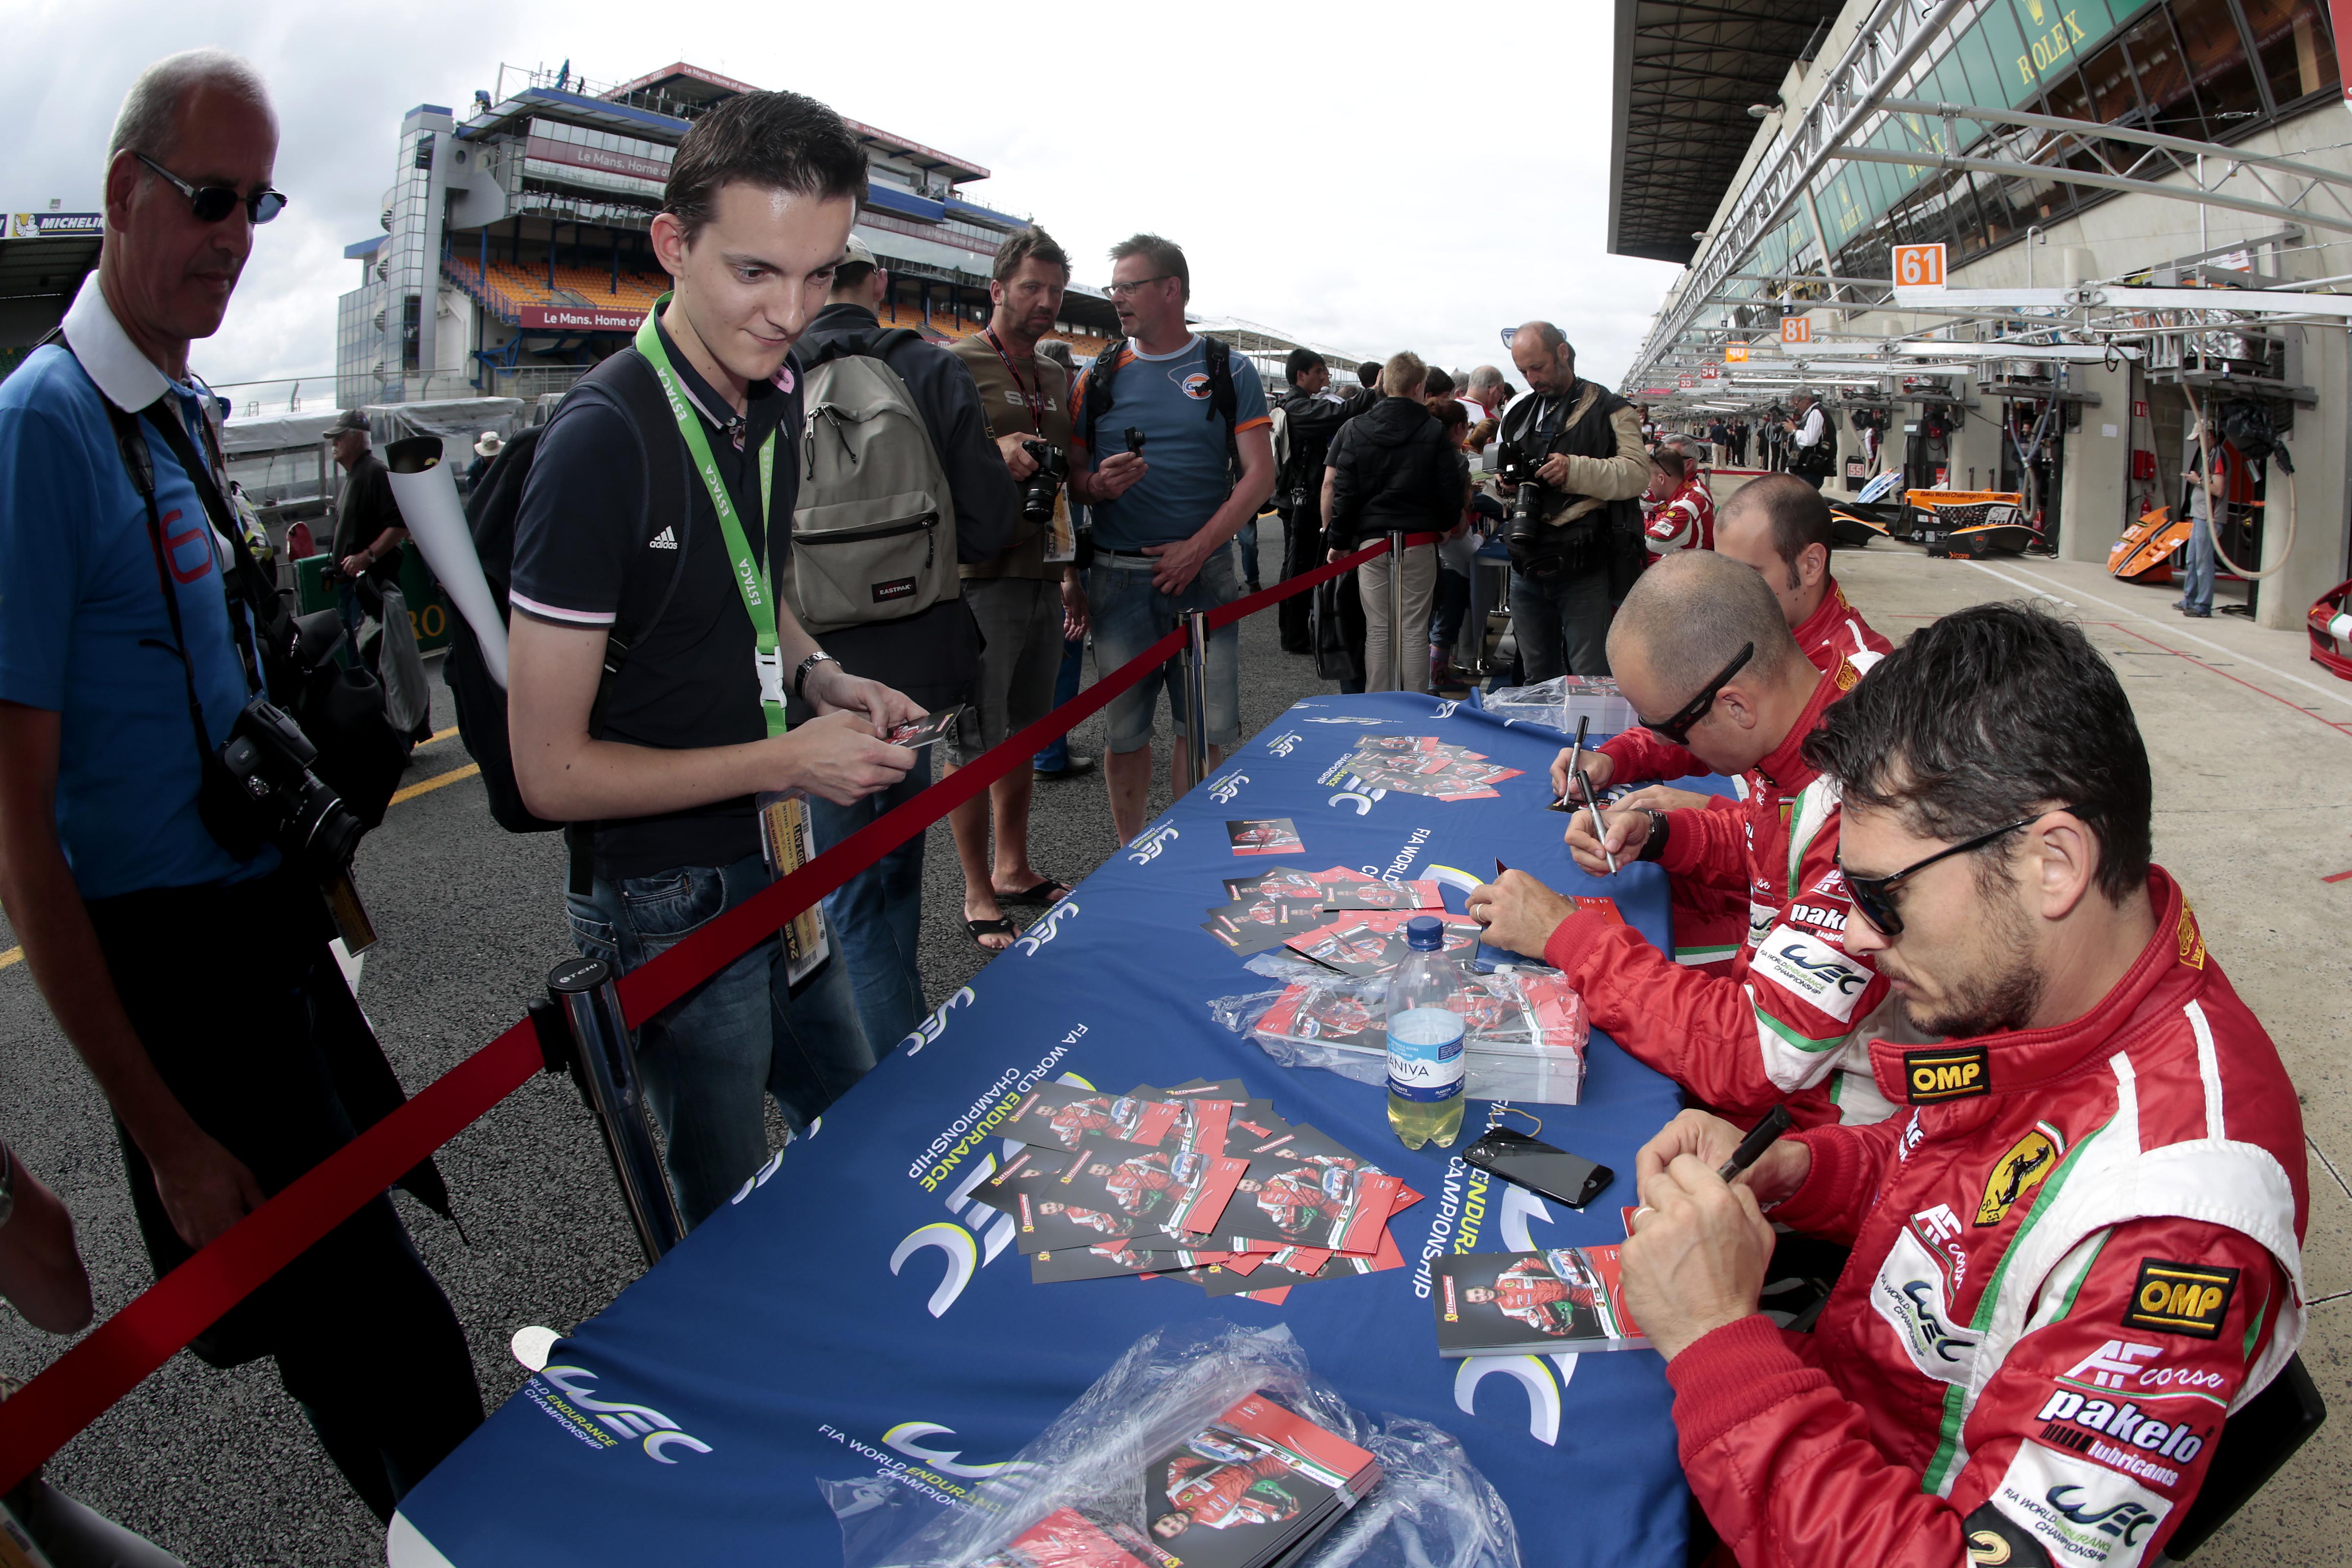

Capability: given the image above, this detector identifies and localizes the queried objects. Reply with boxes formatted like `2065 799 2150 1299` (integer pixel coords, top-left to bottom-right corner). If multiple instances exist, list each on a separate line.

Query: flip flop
999 879 1072 907
966 916 1019 950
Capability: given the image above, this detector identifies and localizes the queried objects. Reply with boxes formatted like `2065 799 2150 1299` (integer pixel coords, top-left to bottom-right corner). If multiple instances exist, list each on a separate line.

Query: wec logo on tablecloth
1207 771 1248 805
1264 731 1302 757
1015 901 1080 955
1127 824 1179 864
533 1365 712 1463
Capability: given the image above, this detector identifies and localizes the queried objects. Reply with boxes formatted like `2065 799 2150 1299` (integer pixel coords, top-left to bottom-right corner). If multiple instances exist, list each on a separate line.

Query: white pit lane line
1966 560 2352 715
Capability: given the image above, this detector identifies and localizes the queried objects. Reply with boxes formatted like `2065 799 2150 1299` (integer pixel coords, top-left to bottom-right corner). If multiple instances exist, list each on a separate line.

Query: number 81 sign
1893 243 1947 288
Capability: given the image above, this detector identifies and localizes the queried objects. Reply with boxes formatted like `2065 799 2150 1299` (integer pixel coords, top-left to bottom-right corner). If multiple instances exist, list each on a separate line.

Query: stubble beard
1899 892 2046 1040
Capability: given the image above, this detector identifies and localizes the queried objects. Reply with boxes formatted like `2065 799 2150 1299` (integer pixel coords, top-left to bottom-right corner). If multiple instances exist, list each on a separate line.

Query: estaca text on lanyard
634 299 830 980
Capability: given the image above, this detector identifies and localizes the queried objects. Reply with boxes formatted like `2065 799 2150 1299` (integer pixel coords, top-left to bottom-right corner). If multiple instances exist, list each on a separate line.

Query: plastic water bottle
1386 916 1467 1150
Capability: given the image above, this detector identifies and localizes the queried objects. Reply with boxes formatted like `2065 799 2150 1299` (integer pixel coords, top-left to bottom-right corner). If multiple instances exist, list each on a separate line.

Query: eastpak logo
648 526 678 550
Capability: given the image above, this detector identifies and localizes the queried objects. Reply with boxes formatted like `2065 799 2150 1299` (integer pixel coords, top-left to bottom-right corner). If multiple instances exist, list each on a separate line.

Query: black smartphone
1462 1126 1613 1209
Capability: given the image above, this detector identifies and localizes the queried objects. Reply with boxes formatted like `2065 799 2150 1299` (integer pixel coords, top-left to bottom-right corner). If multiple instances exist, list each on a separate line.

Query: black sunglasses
138 153 287 226
1642 642 1753 746
1838 808 2085 936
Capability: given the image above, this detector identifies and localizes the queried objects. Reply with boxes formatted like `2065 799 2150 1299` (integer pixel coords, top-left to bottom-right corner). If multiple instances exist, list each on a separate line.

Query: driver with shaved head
1470 550 1896 1126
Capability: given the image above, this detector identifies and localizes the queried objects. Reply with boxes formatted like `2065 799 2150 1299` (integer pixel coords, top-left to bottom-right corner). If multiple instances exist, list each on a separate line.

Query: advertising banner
523 132 669 185
519 303 644 332
8 211 101 239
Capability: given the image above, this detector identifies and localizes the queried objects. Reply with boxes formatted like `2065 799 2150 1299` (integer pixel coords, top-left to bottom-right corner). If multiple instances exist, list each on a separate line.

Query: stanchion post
1180 608 1210 791
1386 530 1407 691
547 956 686 1265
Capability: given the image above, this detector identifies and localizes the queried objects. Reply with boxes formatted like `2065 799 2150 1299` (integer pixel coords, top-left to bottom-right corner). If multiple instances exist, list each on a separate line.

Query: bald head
1609 550 1806 702
1509 321 1574 396
1716 472 1834 626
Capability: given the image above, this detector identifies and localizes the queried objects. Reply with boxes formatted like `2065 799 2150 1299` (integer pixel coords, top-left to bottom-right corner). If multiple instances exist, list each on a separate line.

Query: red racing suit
1644 476 1716 555
1493 1258 1601 1332
1544 661 1895 1125
1666 871 2307 1567
1163 1452 1301 1530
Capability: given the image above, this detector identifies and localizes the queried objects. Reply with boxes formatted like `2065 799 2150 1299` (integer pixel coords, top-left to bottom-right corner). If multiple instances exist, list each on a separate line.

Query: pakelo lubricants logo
1127 824 1179 864
535 1365 711 1462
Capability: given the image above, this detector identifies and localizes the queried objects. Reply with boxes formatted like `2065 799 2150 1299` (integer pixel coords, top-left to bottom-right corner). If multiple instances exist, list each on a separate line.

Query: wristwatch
793 650 840 702
1636 808 1671 863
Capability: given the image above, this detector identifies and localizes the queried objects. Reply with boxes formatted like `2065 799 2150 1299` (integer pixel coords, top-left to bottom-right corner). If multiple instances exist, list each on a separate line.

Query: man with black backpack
0 49 481 1519
1320 352 1468 693
1270 348 1350 655
1073 233 1276 846
504 91 923 1228
796 236 1016 1031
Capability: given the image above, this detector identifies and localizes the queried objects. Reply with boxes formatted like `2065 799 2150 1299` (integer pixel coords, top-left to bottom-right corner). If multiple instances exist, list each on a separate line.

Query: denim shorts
1087 544 1241 754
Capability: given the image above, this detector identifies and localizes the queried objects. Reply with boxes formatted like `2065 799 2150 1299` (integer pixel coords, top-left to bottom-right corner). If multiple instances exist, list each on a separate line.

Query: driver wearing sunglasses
1602 603 2303 1568
1469 551 1893 1128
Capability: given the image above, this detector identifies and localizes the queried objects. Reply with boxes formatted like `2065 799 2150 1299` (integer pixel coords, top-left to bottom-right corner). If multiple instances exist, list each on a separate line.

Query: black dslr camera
1494 443 1547 551
1018 440 1069 525
219 697 366 878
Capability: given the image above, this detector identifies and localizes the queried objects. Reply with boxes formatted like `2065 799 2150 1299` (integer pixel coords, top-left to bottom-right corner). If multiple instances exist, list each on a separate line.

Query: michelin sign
9 212 102 239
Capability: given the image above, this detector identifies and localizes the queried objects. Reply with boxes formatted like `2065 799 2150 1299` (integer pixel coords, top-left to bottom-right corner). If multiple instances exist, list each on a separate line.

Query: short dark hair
1357 361 1381 388
663 91 867 243
993 225 1070 285
1724 472 1833 575
1803 604 2153 905
1108 232 1189 301
1285 347 1326 385
832 259 877 294
1424 366 1455 399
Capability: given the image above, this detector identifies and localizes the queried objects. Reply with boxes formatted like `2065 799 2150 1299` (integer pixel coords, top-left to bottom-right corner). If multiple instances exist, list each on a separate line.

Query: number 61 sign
1893 243 1947 288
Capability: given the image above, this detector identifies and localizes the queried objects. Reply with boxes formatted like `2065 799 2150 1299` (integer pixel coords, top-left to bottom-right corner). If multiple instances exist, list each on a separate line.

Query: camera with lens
1494 443 1548 551
1018 439 1069 526
218 697 365 879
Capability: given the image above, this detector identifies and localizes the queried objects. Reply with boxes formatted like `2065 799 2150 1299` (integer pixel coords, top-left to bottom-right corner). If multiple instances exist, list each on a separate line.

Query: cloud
10 0 1683 396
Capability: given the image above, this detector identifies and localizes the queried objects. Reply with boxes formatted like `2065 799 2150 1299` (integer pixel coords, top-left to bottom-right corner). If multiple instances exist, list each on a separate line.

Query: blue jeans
1509 567 1614 682
807 750 932 1055
1087 548 1242 753
1236 519 1262 587
1033 633 1086 772
1430 568 1471 652
2182 509 2215 614
566 851 873 1227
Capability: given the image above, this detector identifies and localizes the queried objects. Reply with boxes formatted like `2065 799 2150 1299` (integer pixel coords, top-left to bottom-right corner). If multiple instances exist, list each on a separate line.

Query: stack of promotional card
1334 735 1523 801
1429 1246 1649 1356
977 1392 1382 1568
1225 819 1304 857
968 1078 1426 1305
1200 866 1446 959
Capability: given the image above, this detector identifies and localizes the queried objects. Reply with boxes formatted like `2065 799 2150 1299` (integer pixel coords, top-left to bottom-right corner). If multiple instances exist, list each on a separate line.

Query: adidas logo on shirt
648 527 679 550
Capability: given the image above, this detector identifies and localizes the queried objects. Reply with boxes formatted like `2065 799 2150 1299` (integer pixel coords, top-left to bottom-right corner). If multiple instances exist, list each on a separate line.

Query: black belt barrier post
1387 531 1408 691
1180 608 1210 791
545 956 686 1264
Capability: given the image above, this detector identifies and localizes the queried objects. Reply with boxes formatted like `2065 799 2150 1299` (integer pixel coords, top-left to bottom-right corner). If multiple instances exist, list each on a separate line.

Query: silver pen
1565 714 1589 806
1577 768 1618 874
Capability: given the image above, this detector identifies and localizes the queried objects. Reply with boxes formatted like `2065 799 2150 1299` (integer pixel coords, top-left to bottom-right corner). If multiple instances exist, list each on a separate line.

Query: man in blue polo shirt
1071 233 1275 845
0 50 480 1520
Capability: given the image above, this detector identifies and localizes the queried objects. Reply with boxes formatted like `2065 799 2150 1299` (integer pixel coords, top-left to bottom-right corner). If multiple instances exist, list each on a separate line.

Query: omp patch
2121 1260 2238 1340
1985 1439 2171 1566
1977 1123 2065 1227
1754 925 1872 1023
1905 1044 1990 1103
1869 1229 1982 1384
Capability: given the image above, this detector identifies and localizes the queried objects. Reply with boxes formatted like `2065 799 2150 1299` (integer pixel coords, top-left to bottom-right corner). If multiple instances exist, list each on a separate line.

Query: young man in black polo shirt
507 91 921 1227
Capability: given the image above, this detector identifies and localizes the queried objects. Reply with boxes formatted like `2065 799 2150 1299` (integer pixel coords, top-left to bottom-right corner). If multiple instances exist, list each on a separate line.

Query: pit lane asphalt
0 575 1333 1566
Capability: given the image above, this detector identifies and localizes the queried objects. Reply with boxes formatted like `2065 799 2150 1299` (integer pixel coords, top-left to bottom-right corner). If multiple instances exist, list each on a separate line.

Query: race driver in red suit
1553 476 1890 974
1613 606 2305 1568
1475 552 1896 1127
1154 1450 1301 1536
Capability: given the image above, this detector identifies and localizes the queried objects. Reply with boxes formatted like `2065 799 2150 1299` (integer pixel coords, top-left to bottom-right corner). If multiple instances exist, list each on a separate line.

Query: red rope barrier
0 533 1411 1490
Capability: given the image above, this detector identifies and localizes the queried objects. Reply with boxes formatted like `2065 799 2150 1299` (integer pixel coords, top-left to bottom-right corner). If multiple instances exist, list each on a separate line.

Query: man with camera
945 226 1090 952
324 406 408 662
1496 321 1650 680
507 93 925 1225
1784 389 1833 490
1072 234 1275 846
0 50 481 1518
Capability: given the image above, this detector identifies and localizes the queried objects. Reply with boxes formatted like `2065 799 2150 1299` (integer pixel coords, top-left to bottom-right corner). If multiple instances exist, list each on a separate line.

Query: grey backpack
788 328 957 635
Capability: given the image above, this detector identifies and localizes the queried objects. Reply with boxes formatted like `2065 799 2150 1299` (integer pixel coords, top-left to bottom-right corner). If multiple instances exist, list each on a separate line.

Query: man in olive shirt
326 407 407 660
945 227 1089 950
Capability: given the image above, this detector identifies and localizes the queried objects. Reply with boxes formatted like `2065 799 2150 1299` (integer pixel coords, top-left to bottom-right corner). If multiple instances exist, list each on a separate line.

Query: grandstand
337 60 1362 407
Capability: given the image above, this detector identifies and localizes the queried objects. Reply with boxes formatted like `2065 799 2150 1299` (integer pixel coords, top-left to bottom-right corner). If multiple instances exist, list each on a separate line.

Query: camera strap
634 304 785 739
137 398 272 696
981 327 1047 431
103 399 228 786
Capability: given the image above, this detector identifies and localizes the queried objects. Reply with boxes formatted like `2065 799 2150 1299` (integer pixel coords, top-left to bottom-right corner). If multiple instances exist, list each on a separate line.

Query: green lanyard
635 300 784 736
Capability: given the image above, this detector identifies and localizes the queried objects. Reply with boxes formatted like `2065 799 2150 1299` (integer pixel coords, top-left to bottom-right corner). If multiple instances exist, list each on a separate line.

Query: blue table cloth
391 692 1694 1568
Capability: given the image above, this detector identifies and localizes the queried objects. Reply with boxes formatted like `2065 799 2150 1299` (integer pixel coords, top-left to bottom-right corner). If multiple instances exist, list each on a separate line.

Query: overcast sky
12 0 1686 399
